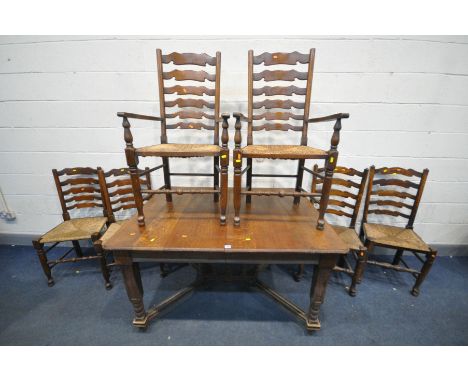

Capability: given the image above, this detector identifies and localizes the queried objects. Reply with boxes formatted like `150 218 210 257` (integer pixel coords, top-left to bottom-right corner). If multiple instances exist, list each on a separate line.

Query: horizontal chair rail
170 172 215 177
141 188 220 195
139 164 165 176
252 173 297 178
366 259 420 275
241 190 321 198
301 166 325 179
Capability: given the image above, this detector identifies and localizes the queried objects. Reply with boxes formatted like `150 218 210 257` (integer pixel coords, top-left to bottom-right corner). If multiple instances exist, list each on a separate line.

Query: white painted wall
1 35 468 245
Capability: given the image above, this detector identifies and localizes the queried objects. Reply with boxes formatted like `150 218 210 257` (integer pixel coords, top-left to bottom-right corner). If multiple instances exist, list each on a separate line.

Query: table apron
112 250 343 264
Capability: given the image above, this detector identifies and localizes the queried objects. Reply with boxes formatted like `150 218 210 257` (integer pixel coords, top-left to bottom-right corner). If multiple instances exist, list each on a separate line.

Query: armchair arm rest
117 112 164 122
233 112 252 123
308 113 349 124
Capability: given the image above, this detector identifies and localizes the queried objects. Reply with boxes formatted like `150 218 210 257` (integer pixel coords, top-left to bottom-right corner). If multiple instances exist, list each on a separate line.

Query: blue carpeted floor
0 244 467 345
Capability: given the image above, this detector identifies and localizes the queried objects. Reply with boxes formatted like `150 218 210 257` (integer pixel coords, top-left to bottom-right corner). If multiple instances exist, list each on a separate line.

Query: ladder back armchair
118 50 230 226
361 166 437 296
232 49 349 229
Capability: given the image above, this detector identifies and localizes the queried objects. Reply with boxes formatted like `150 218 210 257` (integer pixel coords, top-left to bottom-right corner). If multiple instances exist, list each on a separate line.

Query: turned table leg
306 253 339 331
119 253 147 327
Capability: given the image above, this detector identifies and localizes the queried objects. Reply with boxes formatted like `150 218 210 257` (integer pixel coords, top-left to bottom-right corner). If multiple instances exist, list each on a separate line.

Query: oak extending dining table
101 188 348 331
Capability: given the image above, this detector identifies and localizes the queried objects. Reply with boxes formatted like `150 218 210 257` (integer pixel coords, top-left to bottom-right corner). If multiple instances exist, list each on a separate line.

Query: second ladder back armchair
118 50 229 226
232 49 349 229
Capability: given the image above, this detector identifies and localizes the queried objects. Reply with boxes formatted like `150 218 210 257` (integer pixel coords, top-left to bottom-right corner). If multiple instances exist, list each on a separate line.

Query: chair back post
247 49 254 145
301 48 316 146
52 168 70 221
156 48 168 144
350 167 369 229
144 166 152 190
407 168 429 229
214 51 221 145
97 167 114 224
311 163 320 193
361 165 375 229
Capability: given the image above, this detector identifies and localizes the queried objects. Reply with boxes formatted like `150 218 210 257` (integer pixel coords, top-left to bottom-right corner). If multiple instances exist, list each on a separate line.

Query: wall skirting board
0 233 467 256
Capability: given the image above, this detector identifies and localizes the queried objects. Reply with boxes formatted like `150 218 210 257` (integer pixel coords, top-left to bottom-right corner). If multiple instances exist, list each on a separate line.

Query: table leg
306 254 339 331
120 255 147 327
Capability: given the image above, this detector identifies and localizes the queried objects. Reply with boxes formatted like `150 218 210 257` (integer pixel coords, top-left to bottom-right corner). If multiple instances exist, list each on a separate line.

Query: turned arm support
117 112 164 122
308 113 349 151
220 113 230 149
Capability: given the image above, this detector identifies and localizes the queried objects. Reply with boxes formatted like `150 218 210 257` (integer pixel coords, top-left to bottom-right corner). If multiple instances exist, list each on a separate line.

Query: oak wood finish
361 166 437 296
232 49 349 229
295 165 369 296
32 167 110 288
117 50 228 226
103 190 347 331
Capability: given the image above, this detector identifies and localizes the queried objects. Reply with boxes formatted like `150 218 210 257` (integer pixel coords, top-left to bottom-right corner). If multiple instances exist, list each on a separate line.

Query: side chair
93 167 169 286
232 49 349 228
117 50 229 226
361 166 437 296
294 165 369 296
32 167 109 287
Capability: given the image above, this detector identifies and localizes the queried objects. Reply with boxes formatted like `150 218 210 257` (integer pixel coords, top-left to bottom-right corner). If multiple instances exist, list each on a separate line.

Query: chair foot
137 216 145 226
47 278 55 287
293 273 301 282
348 287 357 297
234 217 240 226
293 264 304 282
316 219 324 230
411 288 420 297
160 263 169 278
220 215 226 225
105 282 113 290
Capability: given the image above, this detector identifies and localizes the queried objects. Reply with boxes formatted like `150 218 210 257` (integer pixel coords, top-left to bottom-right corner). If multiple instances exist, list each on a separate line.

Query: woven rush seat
241 145 327 159
39 217 107 244
331 225 363 251
100 220 127 243
136 143 221 157
363 223 430 253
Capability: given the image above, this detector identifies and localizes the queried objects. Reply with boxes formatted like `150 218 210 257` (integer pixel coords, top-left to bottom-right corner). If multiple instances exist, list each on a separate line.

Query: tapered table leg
119 254 147 327
306 253 339 331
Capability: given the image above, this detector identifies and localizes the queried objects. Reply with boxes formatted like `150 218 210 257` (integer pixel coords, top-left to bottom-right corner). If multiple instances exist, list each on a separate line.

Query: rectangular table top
103 189 348 261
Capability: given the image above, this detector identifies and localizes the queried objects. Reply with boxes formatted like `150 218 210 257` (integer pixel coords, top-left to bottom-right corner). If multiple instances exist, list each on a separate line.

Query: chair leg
92 235 112 290
392 248 404 265
219 148 229 225
411 250 437 297
233 150 242 226
293 264 305 282
246 158 253 204
32 239 54 287
72 240 83 257
349 249 367 297
162 157 172 203
213 156 220 203
294 159 305 205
